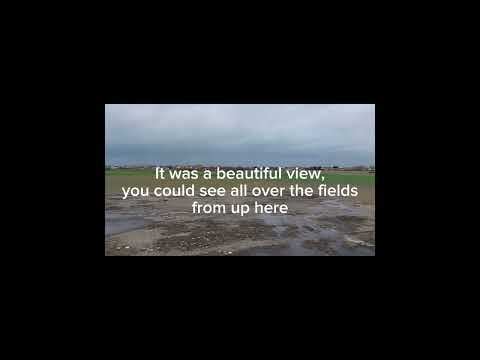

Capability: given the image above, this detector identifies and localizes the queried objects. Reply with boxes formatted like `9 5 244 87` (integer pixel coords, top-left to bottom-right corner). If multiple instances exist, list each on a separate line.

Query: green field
105 168 374 195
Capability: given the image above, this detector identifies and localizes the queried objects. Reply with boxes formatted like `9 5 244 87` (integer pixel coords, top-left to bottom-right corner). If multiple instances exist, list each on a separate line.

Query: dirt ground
105 186 375 256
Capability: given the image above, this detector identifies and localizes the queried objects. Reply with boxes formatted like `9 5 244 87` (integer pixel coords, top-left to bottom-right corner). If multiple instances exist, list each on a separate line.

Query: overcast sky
105 104 375 166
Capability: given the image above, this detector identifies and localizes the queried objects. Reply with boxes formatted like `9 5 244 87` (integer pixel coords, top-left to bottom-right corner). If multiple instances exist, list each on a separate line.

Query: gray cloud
105 104 375 166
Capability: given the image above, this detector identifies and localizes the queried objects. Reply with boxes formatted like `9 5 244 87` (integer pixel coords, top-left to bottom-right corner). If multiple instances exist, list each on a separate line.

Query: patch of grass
105 168 374 194
105 169 155 176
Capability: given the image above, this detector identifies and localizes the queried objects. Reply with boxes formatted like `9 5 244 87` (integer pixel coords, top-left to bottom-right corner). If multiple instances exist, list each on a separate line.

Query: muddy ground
105 189 375 256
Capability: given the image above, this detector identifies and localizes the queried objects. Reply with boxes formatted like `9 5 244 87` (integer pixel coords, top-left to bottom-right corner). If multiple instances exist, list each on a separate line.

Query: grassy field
105 168 374 195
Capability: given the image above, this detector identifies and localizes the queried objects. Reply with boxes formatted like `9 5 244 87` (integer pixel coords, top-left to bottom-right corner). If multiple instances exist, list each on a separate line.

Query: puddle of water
105 212 147 236
246 199 374 256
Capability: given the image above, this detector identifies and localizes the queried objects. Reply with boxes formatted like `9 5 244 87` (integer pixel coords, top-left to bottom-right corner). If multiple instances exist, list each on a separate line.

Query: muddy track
105 195 375 256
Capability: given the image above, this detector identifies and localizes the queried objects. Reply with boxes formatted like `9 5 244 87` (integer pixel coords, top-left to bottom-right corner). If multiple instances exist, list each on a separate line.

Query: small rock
125 246 130 249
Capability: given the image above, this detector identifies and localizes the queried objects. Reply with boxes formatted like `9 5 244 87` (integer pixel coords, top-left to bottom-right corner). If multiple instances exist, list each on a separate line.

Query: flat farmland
105 168 374 196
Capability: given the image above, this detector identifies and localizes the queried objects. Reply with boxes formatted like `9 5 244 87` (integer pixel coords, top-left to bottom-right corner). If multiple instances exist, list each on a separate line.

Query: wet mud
105 194 375 256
